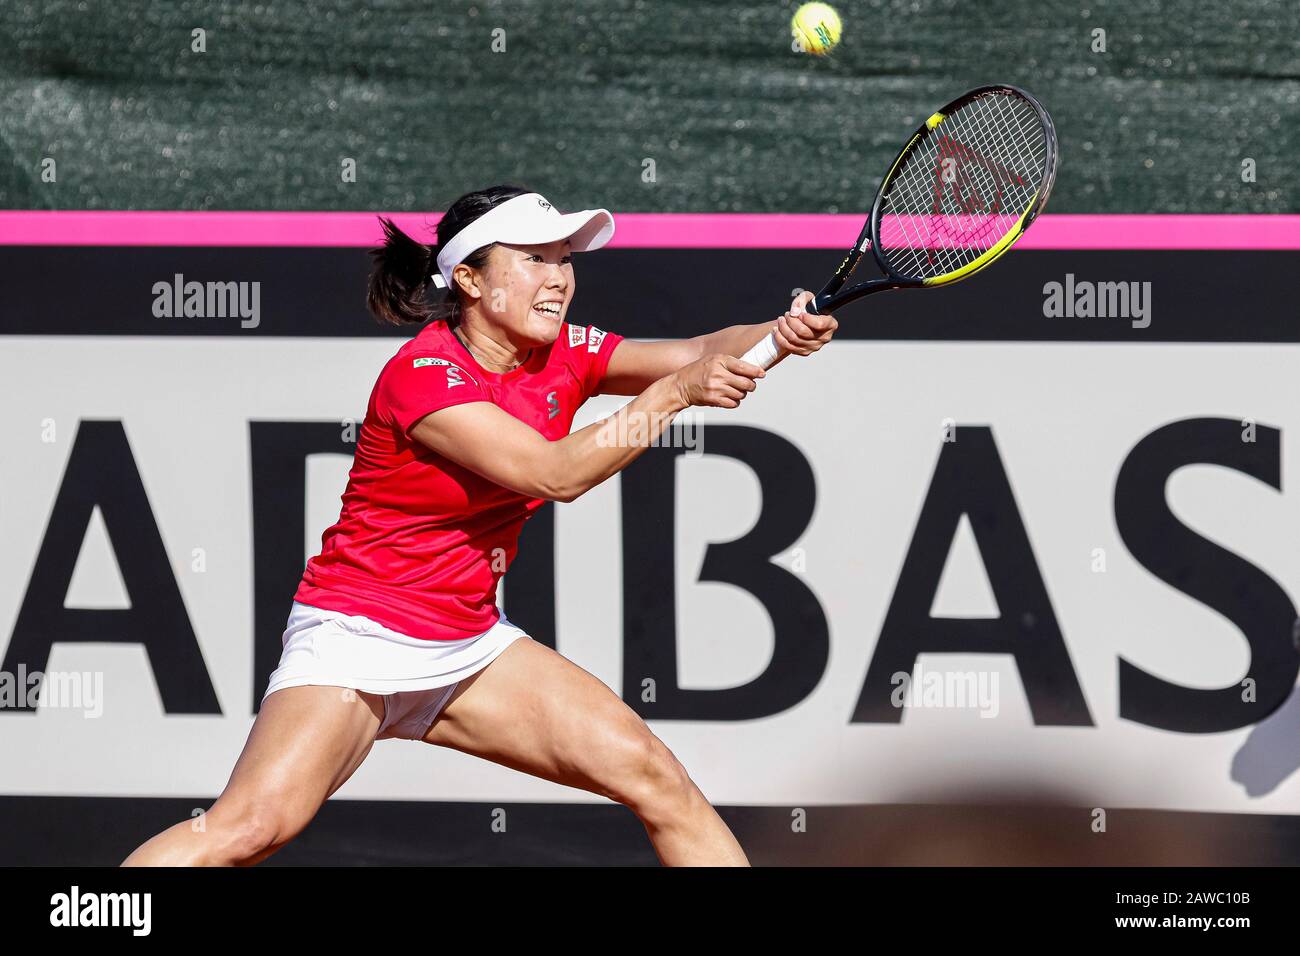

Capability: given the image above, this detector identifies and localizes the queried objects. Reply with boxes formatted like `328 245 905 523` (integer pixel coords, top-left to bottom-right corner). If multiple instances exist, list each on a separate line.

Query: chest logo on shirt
546 390 560 420
413 356 476 389
588 327 606 353
568 324 587 348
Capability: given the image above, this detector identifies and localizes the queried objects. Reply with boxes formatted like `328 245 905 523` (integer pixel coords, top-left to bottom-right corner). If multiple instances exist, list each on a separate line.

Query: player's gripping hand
671 353 765 409
774 289 838 356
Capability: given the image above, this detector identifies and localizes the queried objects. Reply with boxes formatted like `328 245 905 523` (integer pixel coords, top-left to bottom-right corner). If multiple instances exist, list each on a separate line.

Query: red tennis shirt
294 319 623 640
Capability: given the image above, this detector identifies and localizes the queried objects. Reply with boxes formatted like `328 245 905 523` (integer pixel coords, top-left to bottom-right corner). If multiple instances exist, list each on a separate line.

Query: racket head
814 85 1057 313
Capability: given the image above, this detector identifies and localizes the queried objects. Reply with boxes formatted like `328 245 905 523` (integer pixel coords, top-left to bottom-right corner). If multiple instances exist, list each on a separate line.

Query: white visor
431 192 615 289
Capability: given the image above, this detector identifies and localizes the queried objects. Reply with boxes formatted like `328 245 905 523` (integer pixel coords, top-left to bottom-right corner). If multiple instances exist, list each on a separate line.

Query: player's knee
208 799 306 865
605 730 695 818
225 813 281 865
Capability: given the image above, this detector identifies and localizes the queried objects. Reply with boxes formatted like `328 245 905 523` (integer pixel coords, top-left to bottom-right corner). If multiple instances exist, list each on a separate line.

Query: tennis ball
791 2 842 56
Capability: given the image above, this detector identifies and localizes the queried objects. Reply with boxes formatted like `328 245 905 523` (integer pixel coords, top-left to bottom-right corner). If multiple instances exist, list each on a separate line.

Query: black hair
366 184 531 326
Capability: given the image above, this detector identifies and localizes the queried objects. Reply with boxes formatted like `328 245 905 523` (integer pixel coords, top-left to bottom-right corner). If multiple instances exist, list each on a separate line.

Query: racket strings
878 92 1047 280
891 97 1038 272
884 95 1044 276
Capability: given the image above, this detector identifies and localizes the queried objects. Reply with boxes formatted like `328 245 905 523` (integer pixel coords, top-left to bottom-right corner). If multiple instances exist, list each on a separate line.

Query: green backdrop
1 0 1295 213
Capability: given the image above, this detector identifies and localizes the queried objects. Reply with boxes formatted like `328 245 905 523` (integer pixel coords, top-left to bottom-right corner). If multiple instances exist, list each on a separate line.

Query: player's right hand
671 353 765 409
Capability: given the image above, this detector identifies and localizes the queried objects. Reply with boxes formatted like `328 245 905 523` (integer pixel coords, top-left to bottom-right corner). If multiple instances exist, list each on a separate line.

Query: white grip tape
740 330 781 371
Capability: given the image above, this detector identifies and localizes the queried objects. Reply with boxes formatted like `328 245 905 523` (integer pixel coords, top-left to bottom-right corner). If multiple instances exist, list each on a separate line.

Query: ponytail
367 217 435 326
366 184 533 328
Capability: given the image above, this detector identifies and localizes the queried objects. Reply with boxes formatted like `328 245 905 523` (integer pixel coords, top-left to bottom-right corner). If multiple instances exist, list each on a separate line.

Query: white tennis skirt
263 600 531 702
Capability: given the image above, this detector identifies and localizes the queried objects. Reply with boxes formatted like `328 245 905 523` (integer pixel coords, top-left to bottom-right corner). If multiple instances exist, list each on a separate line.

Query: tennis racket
743 84 1058 369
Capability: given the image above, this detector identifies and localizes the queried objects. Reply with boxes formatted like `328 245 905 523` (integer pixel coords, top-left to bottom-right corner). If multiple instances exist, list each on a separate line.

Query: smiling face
455 239 575 348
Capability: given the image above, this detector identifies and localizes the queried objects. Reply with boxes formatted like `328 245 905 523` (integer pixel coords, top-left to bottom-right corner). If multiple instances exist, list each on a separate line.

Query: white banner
1 336 1298 814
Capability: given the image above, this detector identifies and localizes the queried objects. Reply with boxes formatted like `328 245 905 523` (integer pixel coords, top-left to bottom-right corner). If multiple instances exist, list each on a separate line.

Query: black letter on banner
854 426 1092 725
1115 418 1297 731
250 421 363 711
501 502 556 649
2 421 218 714
621 425 828 720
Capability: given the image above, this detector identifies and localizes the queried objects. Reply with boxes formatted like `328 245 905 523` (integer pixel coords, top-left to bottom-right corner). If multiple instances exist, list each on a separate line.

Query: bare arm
598 327 773 395
599 290 833 395
409 354 765 503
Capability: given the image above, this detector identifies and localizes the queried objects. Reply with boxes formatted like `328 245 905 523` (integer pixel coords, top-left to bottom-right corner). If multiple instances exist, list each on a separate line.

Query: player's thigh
218 684 384 824
422 639 661 799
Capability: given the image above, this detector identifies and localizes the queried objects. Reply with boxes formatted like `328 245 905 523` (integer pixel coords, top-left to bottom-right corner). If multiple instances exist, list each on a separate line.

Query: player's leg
121 685 383 866
421 638 749 866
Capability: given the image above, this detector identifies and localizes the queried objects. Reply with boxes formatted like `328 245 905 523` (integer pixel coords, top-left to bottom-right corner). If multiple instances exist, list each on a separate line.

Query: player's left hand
774 289 837 357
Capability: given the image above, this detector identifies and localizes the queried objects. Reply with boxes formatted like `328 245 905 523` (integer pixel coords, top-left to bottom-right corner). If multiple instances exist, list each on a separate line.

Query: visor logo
537 198 552 211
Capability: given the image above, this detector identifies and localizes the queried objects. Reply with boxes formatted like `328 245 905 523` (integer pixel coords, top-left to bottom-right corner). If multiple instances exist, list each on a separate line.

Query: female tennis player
123 185 837 867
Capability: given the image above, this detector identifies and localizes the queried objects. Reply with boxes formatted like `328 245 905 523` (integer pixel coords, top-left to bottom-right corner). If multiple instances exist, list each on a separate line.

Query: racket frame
806 84 1058 316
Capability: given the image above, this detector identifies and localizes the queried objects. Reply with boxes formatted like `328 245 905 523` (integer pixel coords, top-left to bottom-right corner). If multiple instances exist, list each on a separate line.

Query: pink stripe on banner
0 211 433 248
0 211 1297 250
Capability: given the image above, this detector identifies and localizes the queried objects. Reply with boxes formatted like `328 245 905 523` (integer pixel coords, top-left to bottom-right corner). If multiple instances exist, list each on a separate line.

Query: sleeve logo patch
412 356 475 388
568 324 587 348
588 327 606 353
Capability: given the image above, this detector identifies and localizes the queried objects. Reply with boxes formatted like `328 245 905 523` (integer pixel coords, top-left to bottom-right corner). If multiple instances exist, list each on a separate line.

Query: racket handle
740 330 781 371
741 293 823 371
